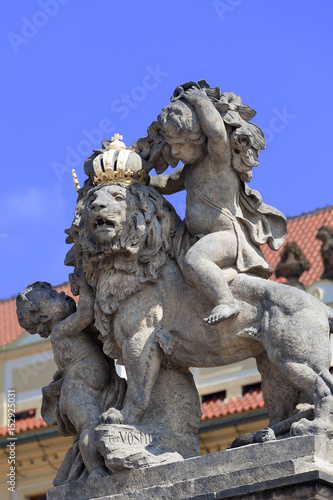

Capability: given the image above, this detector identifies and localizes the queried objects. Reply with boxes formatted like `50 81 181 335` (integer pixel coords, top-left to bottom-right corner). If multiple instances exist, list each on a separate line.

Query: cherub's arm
183 88 230 164
148 165 186 195
54 280 95 337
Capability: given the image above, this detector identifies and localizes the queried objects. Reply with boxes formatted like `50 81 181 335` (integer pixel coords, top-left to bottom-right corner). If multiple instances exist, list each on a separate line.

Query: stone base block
47 435 333 500
97 424 184 472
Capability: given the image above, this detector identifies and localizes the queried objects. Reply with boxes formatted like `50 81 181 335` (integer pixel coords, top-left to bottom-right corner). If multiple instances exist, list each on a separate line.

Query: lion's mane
68 183 180 358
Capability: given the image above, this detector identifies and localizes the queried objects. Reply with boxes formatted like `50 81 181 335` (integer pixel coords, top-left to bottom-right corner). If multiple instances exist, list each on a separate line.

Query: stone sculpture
275 241 310 288
17 81 333 485
317 225 333 280
148 86 287 325
16 278 126 483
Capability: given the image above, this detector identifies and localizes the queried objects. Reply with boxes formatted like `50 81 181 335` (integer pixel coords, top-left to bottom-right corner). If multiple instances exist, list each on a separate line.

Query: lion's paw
255 427 276 443
291 417 326 437
99 408 124 425
292 417 333 438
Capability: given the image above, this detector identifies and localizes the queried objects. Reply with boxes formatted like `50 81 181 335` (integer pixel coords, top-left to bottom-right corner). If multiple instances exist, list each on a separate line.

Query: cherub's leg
183 230 240 324
79 424 109 479
61 394 109 479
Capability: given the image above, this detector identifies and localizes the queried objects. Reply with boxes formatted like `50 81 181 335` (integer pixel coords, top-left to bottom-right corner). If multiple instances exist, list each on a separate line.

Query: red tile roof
262 206 333 288
0 283 77 347
1 205 332 347
201 388 265 421
0 416 49 436
0 298 25 347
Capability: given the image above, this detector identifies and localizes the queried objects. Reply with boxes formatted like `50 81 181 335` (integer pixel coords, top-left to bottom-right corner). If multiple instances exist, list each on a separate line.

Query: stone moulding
46 435 333 500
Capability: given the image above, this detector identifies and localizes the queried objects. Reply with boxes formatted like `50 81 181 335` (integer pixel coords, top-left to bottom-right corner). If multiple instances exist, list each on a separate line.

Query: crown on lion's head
71 134 147 192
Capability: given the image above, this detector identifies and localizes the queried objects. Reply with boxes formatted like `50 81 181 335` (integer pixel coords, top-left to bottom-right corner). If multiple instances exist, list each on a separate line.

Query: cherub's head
16 282 76 338
158 100 206 165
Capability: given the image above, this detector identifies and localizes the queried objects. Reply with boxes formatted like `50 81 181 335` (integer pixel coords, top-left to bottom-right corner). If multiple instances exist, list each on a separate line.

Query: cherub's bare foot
203 303 240 325
89 466 110 479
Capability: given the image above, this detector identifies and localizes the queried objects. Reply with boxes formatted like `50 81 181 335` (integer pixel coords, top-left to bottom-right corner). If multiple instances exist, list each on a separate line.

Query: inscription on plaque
108 429 154 446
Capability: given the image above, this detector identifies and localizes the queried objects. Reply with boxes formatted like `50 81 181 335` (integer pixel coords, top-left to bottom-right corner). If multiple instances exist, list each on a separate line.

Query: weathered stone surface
16 280 124 484
72 182 333 443
18 83 333 487
46 435 333 499
97 424 183 472
97 367 201 472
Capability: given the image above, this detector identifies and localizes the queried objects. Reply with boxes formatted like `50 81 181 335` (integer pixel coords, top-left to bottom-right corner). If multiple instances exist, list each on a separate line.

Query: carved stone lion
66 183 333 440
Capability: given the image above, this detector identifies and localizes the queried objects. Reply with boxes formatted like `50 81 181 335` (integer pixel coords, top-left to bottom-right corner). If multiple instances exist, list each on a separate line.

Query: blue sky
1 0 332 299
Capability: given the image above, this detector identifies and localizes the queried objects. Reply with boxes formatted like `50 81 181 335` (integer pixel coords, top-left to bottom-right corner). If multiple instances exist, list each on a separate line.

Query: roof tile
201 388 264 421
0 416 48 436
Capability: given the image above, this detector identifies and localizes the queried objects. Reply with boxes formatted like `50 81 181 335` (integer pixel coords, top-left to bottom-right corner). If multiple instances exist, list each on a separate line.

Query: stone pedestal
47 435 333 499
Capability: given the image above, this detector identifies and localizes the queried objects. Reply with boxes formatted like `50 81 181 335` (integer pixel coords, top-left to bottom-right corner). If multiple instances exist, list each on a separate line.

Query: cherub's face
35 288 76 336
163 131 204 165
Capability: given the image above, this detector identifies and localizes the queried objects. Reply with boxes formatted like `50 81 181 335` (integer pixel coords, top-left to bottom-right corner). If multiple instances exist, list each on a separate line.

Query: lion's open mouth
94 217 115 229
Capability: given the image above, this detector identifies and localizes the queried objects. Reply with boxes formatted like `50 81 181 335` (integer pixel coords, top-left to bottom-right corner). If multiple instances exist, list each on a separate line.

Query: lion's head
87 184 132 246
66 182 180 355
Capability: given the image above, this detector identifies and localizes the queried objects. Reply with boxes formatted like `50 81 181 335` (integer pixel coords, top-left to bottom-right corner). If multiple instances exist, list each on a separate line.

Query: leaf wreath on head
133 81 265 181
131 121 179 175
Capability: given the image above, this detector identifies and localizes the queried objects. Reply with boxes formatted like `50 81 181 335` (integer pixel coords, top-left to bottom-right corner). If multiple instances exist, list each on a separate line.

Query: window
16 409 36 421
201 390 226 404
242 382 261 396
